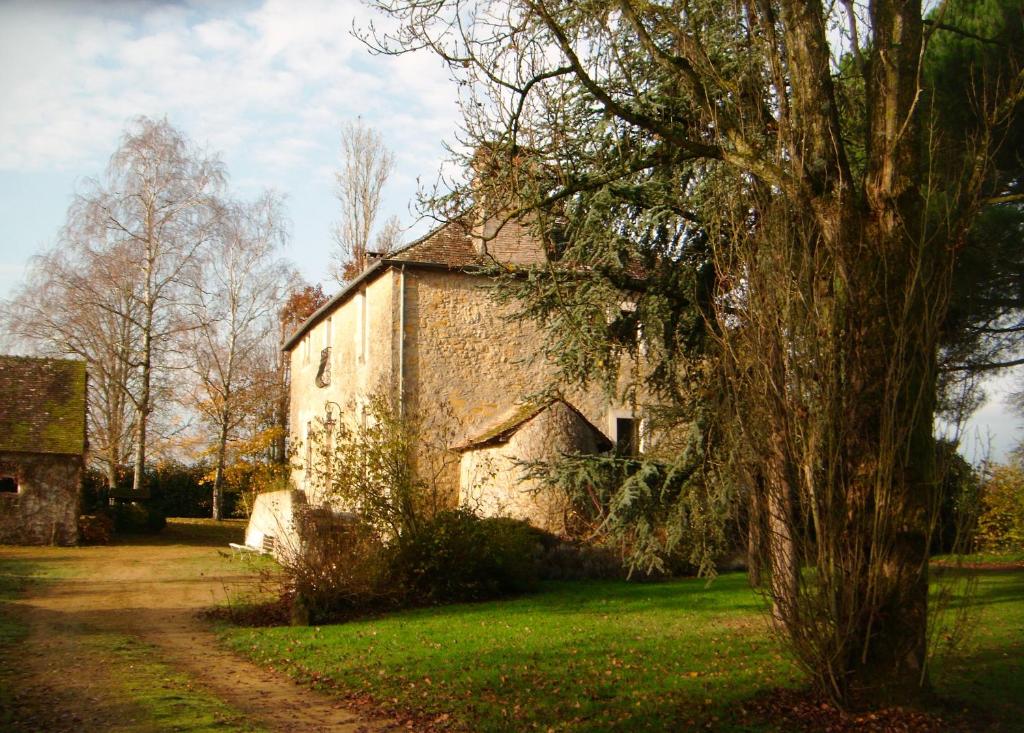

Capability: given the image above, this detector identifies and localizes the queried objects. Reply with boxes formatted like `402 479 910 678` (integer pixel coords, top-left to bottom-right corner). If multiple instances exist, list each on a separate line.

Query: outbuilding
454 398 612 533
0 356 87 545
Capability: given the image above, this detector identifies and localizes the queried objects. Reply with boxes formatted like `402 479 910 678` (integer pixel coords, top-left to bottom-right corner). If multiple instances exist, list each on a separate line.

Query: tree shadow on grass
113 518 247 548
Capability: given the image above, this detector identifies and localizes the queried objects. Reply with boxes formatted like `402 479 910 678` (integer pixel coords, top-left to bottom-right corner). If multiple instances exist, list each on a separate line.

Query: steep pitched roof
0 356 87 456
388 219 480 267
452 397 612 452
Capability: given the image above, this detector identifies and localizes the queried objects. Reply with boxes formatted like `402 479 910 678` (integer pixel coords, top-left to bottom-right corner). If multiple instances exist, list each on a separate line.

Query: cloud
0 0 461 182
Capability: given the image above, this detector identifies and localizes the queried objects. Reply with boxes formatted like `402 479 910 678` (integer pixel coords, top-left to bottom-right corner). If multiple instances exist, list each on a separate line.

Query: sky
0 0 1020 462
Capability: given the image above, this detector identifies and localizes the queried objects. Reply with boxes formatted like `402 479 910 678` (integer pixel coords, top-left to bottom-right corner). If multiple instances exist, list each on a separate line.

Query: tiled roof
387 220 482 268
283 220 486 351
0 356 87 456
452 397 611 452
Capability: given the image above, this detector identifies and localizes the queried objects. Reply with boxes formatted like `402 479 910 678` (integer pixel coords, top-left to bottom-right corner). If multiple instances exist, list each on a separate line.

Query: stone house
246 216 641 550
0 356 87 545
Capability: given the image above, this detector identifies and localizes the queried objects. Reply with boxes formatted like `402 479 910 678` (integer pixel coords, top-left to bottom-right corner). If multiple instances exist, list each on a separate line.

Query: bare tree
77 116 225 494
181 192 295 519
331 120 397 283
373 214 404 256
2 241 139 489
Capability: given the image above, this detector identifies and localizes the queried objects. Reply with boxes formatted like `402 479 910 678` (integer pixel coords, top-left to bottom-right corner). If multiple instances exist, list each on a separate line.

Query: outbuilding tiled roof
452 397 612 452
0 356 87 456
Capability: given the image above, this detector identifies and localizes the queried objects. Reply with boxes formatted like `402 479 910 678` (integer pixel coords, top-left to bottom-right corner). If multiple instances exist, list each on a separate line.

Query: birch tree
182 192 294 519
79 116 225 494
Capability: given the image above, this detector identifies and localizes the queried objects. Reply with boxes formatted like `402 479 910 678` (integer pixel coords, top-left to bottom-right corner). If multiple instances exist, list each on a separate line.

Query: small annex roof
283 219 484 352
452 397 612 453
0 356 87 456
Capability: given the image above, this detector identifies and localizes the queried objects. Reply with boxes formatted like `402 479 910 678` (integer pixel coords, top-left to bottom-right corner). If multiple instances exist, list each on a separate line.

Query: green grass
221 568 1024 732
932 569 1024 723
222 573 801 731
0 546 264 733
86 631 266 733
933 550 1024 566
117 516 248 547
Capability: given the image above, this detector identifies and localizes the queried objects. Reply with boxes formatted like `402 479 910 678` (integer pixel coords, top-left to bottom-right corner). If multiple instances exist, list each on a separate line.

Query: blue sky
0 0 1020 461
0 0 462 297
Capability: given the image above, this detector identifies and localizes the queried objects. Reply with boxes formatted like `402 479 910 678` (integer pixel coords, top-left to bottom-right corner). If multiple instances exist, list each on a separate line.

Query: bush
536 540 628 580
977 462 1024 552
931 440 981 555
388 510 541 604
81 463 244 519
284 507 390 625
78 513 114 545
110 502 167 534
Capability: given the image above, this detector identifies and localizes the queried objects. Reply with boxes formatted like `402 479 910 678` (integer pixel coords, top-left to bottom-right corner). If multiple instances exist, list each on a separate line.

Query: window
324 317 332 349
303 334 311 365
609 302 639 347
0 463 18 493
315 347 332 388
615 417 639 456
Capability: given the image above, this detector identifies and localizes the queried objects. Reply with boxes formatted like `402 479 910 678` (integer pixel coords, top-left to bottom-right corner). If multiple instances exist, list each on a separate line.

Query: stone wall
288 271 397 500
286 262 642 519
459 402 604 533
0 451 80 545
403 268 627 500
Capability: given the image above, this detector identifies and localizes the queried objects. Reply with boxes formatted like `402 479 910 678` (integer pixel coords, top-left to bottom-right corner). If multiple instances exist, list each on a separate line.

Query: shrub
977 462 1024 552
110 502 167 534
931 440 982 555
536 539 628 580
82 463 246 519
78 513 114 545
388 510 541 604
304 391 453 538
283 507 390 625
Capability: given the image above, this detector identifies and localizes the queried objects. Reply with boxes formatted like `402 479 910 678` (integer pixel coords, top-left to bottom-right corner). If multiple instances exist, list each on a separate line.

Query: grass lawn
221 567 1024 732
222 573 800 731
932 569 1024 725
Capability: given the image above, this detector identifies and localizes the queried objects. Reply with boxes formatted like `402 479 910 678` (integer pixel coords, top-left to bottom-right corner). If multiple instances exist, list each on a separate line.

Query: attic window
315 346 331 388
609 302 639 347
0 463 18 493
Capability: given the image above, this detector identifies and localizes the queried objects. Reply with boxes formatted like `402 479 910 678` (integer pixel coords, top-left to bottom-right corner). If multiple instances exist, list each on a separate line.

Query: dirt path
0 520 398 733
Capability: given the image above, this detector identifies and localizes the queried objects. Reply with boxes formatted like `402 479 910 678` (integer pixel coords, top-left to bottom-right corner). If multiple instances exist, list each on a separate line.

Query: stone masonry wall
0 452 80 545
459 402 603 532
403 268 627 500
287 263 642 515
289 272 396 500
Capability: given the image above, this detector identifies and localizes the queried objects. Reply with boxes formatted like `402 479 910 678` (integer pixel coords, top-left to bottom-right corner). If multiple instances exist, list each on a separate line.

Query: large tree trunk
845 0 933 701
765 0 934 707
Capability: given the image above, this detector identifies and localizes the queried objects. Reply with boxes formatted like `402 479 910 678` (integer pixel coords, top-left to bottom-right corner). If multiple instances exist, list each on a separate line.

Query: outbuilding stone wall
0 451 80 545
459 402 604 532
